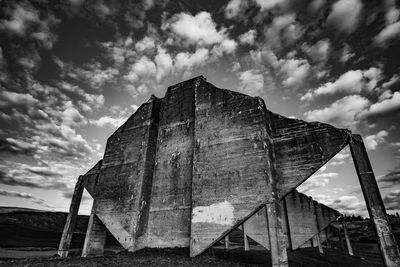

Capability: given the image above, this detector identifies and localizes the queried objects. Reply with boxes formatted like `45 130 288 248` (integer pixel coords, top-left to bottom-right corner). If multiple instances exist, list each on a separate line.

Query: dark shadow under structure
58 76 400 267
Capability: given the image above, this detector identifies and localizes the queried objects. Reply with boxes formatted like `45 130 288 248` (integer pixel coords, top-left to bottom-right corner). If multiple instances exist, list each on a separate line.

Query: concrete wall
145 78 197 249
269 112 349 197
74 76 348 257
93 97 160 250
191 81 275 256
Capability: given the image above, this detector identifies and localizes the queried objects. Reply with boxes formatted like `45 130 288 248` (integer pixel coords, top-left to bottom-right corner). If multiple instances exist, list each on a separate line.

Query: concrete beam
82 202 107 257
349 134 400 267
316 234 324 254
58 175 84 257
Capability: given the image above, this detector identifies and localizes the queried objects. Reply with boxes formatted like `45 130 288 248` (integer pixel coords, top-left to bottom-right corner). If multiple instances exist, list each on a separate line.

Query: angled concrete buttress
58 76 399 267
58 175 84 257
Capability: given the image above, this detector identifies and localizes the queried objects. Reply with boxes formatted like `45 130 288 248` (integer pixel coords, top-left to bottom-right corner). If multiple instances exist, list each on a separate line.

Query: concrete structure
59 76 400 267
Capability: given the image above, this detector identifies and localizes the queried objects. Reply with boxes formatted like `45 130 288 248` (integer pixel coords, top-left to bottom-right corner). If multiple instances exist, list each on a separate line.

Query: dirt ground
0 245 384 267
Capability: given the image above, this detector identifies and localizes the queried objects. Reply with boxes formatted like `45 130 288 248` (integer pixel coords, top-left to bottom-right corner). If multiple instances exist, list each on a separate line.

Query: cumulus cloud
374 21 400 47
135 36 156 52
364 130 388 151
225 0 247 19
124 56 157 82
155 46 173 81
163 12 226 46
379 166 400 188
279 58 310 88
254 0 287 11
239 30 257 45
304 95 370 129
360 91 400 118
238 69 264 96
90 115 128 129
301 39 331 64
264 14 304 49
298 172 338 194
326 0 363 35
301 68 383 101
175 48 209 72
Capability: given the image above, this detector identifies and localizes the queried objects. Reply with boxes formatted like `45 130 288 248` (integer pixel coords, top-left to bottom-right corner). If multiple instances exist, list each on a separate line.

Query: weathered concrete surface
242 190 338 251
286 191 319 250
59 76 398 266
82 160 102 197
269 112 349 198
93 97 160 250
58 175 84 257
191 81 275 256
350 134 400 267
145 78 197 249
82 203 107 257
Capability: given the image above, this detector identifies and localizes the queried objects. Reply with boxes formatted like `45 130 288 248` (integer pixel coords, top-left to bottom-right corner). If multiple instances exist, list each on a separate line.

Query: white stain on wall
192 201 235 225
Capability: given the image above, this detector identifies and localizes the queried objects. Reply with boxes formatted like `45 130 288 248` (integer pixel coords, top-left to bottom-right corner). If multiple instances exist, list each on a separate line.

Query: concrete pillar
350 134 400 267
316 234 324 254
243 224 250 251
58 176 84 257
266 202 289 267
325 228 331 248
338 226 344 250
82 202 107 257
225 235 229 249
342 220 354 256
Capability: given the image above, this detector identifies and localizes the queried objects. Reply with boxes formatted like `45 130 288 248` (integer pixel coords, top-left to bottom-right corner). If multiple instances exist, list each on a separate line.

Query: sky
0 0 399 217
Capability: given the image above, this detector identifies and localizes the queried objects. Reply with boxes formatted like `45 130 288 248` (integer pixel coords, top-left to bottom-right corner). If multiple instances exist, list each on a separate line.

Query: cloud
0 91 38 109
383 189 400 211
238 69 264 96
378 166 400 188
360 91 400 118
163 11 226 46
374 21 400 47
301 39 331 64
279 58 310 88
135 36 156 52
304 95 370 129
254 0 287 11
90 115 128 129
124 56 157 82
301 68 383 101
0 188 52 208
225 0 246 19
264 14 304 50
298 172 338 194
155 46 173 81
175 48 209 72
326 0 363 35
364 130 388 151
0 3 59 49
239 30 257 45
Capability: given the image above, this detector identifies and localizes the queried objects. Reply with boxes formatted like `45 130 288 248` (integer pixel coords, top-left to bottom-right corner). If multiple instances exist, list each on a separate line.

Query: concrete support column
342 220 354 256
82 202 107 257
243 224 250 251
266 202 289 267
350 134 400 267
316 234 324 254
337 227 344 250
224 235 229 249
325 228 331 248
58 176 84 257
